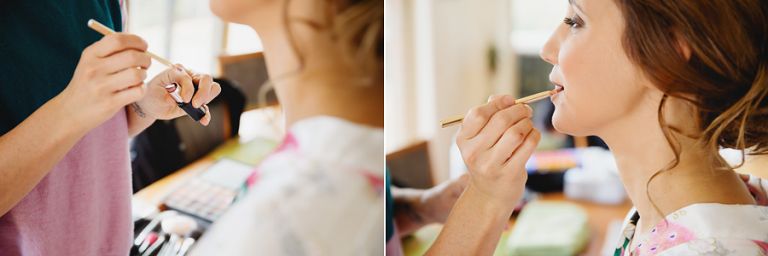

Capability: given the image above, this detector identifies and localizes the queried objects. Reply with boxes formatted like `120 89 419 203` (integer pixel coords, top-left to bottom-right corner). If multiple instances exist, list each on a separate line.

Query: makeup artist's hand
393 174 468 236
56 33 151 131
456 95 540 212
137 65 222 126
418 174 469 223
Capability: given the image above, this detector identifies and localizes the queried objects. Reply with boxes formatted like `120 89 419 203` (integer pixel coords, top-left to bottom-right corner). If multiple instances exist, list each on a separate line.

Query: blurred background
128 0 261 77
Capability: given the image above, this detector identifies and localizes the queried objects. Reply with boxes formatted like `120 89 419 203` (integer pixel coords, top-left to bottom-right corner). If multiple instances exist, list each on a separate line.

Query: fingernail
503 95 516 106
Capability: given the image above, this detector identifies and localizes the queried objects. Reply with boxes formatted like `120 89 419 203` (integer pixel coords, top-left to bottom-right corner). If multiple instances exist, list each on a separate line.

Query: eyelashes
563 16 584 29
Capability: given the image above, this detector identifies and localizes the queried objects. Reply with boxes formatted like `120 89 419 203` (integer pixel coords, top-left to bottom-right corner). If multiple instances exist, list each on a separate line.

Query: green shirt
0 0 122 134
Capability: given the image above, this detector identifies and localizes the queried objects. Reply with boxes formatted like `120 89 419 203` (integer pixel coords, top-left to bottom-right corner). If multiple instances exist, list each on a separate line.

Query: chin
209 0 249 24
209 0 232 21
551 111 569 134
551 109 590 137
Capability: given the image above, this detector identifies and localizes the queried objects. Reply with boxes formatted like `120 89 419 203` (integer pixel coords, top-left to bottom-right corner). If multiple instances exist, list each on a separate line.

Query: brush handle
440 88 562 128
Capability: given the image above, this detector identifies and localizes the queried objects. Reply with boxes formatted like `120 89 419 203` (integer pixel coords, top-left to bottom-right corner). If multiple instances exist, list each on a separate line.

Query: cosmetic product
440 87 564 128
165 84 207 121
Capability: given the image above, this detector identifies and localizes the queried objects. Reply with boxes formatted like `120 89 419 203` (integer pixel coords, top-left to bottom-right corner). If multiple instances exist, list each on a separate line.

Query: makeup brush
160 215 198 256
134 210 177 247
142 234 166 256
176 237 196 256
440 87 564 128
176 230 203 256
87 19 174 67
137 232 159 254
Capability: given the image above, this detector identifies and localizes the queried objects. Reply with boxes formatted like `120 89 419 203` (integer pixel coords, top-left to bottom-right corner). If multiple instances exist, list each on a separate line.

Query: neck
243 16 384 129
597 98 754 234
276 74 384 128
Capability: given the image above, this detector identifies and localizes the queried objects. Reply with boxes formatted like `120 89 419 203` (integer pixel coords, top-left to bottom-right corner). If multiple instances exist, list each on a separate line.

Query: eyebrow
568 0 587 15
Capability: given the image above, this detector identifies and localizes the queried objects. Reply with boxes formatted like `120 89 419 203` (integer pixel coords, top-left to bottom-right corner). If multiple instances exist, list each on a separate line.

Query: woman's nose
540 30 560 65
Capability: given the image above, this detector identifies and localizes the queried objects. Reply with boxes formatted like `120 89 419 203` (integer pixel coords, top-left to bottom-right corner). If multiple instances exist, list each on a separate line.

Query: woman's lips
551 82 564 102
551 81 565 91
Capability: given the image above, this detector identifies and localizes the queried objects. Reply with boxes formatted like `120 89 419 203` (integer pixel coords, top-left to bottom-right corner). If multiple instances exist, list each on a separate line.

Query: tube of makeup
165 83 207 122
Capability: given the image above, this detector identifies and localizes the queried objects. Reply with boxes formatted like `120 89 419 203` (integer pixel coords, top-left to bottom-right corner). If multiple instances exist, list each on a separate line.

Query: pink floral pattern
634 221 695 256
616 174 768 256
244 133 299 189
753 240 768 254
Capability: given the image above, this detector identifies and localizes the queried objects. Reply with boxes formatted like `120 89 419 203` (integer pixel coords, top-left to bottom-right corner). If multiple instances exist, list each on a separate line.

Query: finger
113 84 146 106
89 33 149 58
489 119 534 164
474 104 533 149
457 95 516 140
101 49 152 74
208 82 222 104
177 64 192 76
505 129 541 166
487 94 503 103
198 105 211 126
107 68 147 92
165 65 194 102
191 74 214 108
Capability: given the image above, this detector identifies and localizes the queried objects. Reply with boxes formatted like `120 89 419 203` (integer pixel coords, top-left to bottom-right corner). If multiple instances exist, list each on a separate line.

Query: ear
675 34 692 61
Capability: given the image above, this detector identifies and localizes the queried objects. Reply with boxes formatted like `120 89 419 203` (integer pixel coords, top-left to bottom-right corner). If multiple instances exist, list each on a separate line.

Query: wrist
130 101 157 121
427 183 513 255
46 94 90 139
462 184 517 219
126 102 157 137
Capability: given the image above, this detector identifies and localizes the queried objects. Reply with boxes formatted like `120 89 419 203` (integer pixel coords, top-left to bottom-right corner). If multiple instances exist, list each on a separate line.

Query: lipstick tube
164 83 207 122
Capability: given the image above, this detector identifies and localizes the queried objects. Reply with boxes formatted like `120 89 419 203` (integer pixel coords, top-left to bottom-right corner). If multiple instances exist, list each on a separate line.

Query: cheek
551 33 643 136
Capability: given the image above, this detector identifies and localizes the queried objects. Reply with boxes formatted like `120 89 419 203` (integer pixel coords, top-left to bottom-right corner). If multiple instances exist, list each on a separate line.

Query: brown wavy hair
257 0 383 107
614 0 768 213
282 0 384 83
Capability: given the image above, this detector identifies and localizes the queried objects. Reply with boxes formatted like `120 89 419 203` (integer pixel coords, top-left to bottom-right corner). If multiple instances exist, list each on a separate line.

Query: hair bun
707 62 768 154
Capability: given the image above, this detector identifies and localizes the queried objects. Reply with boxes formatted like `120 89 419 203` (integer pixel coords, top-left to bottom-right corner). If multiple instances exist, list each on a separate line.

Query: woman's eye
563 16 583 29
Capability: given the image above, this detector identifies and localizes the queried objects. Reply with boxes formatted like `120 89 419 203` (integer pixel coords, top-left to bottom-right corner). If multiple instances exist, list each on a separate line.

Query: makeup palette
162 159 253 222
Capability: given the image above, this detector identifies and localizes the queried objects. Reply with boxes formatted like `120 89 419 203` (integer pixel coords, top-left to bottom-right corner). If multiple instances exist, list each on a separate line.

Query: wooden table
402 193 633 256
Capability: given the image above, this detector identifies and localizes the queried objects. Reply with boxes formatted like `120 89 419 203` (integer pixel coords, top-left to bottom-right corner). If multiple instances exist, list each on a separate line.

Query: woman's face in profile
540 0 659 137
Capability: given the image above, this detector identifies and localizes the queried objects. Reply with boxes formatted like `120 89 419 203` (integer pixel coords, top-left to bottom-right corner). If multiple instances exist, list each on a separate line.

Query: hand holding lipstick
136 64 222 126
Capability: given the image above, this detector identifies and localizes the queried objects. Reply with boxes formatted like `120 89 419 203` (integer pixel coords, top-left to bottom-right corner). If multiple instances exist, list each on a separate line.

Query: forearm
392 187 428 236
126 103 156 137
0 96 89 216
426 185 514 256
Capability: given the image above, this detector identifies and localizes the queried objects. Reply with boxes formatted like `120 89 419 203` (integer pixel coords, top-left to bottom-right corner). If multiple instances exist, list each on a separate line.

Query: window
127 0 262 77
